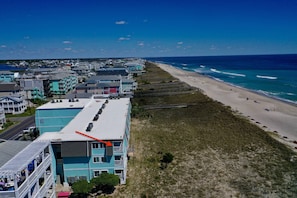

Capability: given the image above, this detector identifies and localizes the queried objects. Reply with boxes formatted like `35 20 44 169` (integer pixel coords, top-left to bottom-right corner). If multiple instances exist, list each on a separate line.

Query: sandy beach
156 63 297 148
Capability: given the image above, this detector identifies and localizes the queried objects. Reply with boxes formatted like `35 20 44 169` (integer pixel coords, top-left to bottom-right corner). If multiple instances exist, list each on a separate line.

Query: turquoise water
147 54 297 104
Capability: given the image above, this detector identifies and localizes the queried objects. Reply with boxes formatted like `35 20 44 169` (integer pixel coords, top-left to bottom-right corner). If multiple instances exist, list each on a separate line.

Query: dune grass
113 62 297 197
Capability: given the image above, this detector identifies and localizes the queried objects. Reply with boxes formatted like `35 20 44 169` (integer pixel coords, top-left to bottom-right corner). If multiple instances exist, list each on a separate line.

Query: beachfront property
74 75 136 97
0 71 15 82
95 68 130 78
122 78 137 95
49 71 78 96
75 75 121 96
36 95 131 185
0 95 27 115
0 140 55 198
124 60 146 75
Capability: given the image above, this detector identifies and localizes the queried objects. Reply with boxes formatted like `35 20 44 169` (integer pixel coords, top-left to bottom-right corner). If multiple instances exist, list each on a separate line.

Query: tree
71 180 92 197
90 173 119 194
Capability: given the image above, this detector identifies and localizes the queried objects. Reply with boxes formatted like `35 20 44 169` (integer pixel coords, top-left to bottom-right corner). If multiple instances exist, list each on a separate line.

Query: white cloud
24 36 30 40
1 45 6 48
138 42 144 46
64 48 72 51
118 37 130 41
63 41 72 44
177 41 183 45
115 20 127 25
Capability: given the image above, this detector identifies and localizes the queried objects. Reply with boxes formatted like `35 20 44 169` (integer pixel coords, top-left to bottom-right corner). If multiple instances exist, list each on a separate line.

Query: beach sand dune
156 63 297 148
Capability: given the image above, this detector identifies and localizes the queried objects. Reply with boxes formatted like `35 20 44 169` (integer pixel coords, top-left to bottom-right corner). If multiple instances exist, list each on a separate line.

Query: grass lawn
113 62 297 197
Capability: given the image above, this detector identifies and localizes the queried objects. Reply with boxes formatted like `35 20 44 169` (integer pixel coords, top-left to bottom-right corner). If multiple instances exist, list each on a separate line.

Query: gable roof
0 95 24 102
0 83 21 92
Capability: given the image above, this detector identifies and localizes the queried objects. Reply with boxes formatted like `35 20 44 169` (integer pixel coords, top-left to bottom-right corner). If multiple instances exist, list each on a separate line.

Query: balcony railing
113 146 122 152
14 154 52 197
114 160 124 167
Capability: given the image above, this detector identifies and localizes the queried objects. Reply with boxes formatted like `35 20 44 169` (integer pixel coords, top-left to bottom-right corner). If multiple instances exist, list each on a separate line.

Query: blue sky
0 0 297 59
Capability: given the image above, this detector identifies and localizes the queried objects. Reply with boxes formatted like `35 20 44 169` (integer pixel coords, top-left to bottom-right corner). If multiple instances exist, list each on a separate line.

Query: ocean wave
256 75 277 80
257 90 297 105
210 68 246 77
200 65 205 68
210 68 221 73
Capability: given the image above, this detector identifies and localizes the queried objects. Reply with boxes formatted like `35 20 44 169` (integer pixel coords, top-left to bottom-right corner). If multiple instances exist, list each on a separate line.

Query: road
0 116 35 140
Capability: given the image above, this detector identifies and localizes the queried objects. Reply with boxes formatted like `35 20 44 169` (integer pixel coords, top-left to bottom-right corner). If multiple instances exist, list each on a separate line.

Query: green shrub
90 173 119 194
161 152 174 164
71 179 92 196
160 152 174 169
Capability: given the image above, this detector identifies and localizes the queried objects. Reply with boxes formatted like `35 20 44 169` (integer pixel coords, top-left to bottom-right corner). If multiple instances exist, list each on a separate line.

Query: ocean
147 54 297 104
0 64 19 70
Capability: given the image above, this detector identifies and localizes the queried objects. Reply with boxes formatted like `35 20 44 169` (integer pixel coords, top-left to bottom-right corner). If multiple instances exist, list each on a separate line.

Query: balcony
14 154 52 198
113 146 123 152
114 160 124 167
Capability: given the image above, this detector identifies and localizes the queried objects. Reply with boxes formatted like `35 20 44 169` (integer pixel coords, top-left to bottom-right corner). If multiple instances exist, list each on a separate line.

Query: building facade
0 140 55 198
19 79 46 100
36 96 131 185
0 95 27 114
0 71 15 82
50 72 78 96
0 82 23 97
0 106 6 128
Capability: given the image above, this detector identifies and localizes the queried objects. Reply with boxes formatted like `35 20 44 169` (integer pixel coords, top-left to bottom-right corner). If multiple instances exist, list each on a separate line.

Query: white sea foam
200 65 205 68
256 75 277 80
210 68 221 73
210 68 246 77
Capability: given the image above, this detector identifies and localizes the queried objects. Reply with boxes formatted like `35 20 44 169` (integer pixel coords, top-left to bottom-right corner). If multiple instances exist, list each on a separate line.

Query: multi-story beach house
18 78 46 100
0 82 23 97
95 68 130 78
74 75 136 97
75 75 122 96
0 140 55 198
35 95 131 185
49 72 78 96
0 95 27 114
0 71 15 82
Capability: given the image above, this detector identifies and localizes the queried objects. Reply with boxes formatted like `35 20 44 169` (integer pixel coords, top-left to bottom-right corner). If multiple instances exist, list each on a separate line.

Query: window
93 156 107 163
113 142 121 147
94 171 100 177
94 170 108 177
92 143 99 149
92 143 105 148
115 170 122 174
93 157 100 163
115 156 121 161
101 157 107 162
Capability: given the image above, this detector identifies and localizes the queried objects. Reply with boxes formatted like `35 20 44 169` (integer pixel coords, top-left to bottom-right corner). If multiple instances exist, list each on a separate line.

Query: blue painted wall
35 108 82 134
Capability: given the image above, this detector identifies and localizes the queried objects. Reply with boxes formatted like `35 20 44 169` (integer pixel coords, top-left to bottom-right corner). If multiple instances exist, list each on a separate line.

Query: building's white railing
15 154 52 198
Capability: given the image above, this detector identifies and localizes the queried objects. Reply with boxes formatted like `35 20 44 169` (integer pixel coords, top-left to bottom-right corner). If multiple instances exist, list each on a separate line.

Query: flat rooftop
37 98 90 109
0 141 50 173
0 140 32 168
38 96 130 141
